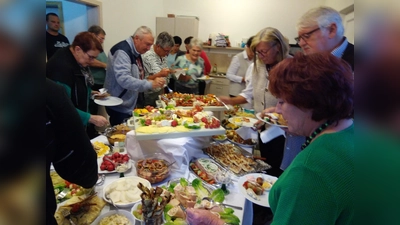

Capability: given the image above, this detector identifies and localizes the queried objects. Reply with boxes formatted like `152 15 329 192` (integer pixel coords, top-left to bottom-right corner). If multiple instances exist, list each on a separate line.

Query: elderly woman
173 37 205 94
47 31 109 137
268 53 354 224
219 27 292 177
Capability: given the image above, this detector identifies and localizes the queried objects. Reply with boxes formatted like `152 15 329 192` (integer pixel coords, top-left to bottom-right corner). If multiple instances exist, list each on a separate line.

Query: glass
159 45 171 54
85 52 96 60
255 43 276 57
141 215 163 225
215 168 232 194
294 27 321 44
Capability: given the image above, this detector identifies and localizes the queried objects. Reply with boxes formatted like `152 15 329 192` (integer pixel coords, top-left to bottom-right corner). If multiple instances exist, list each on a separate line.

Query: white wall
98 0 326 54
162 0 325 47
324 0 354 11
99 0 164 54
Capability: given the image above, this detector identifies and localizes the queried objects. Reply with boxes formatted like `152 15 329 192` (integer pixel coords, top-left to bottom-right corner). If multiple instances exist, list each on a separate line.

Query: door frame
46 1 66 35
66 0 103 27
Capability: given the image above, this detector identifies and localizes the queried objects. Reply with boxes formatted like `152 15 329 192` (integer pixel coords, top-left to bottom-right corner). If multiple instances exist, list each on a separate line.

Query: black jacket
342 42 354 71
46 79 98 224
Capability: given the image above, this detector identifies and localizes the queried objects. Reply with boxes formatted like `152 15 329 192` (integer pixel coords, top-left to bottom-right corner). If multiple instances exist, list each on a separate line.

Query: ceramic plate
94 96 123 106
255 112 288 128
238 173 278 207
228 116 258 127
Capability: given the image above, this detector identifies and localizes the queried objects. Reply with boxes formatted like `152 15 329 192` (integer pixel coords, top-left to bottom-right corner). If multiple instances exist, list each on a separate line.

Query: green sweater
269 124 354 225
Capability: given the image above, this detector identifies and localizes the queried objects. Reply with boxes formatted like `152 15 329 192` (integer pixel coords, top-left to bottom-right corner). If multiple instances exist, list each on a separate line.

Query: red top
200 50 211 75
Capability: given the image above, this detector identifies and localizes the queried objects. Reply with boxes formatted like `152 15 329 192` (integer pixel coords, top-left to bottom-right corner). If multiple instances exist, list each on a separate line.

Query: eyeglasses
85 52 96 60
294 27 320 44
256 43 276 57
159 45 171 54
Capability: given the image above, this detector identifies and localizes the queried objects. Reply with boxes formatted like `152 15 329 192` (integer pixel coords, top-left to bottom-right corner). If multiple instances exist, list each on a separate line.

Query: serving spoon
201 197 243 210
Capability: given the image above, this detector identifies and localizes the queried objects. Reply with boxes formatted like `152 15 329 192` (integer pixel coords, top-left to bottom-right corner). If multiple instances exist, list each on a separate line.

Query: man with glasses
104 26 166 126
142 31 174 107
296 6 354 70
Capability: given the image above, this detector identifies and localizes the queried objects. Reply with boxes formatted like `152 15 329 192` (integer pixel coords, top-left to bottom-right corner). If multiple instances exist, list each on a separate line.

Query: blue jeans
106 107 131 126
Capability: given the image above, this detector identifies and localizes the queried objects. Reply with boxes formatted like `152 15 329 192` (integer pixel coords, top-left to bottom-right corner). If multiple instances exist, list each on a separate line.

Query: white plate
92 209 135 225
238 173 278 207
255 112 288 128
97 159 132 174
94 96 123 106
103 176 152 208
197 76 214 80
228 116 258 127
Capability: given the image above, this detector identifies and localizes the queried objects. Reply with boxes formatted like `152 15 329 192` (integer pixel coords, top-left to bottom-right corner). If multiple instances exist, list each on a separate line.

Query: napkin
235 126 258 140
260 125 286 143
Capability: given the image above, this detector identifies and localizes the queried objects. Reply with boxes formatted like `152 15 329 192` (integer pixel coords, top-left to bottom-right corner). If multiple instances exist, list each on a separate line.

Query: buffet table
91 135 254 225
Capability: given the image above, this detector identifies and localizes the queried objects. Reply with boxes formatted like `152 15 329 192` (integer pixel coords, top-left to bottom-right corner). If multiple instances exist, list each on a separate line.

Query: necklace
301 120 333 150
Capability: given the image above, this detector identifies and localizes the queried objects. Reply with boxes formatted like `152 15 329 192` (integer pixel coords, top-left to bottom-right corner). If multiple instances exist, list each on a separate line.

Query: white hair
297 6 345 37
133 26 153 38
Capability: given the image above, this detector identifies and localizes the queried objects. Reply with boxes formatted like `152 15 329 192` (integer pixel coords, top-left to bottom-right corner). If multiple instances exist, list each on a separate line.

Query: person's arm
200 50 211 75
237 63 254 104
89 59 106 69
186 208 225 225
112 50 153 92
47 79 97 188
226 54 244 83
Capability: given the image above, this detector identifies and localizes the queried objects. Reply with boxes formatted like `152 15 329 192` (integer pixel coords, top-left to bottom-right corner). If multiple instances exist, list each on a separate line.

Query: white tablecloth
92 135 253 225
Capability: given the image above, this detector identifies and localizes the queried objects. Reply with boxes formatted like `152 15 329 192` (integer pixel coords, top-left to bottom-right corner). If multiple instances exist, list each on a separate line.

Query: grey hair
189 37 203 50
297 6 344 37
250 27 289 67
133 26 153 39
88 25 106 35
155 32 175 48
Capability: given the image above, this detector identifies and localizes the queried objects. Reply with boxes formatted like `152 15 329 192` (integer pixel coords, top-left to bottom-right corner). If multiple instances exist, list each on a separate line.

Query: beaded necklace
301 120 333 150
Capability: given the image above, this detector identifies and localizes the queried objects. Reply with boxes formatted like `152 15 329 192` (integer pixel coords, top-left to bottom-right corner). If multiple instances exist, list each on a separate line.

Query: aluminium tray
203 142 271 177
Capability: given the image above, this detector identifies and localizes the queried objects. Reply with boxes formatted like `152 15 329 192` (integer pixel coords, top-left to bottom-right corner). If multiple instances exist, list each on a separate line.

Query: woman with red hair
268 52 354 224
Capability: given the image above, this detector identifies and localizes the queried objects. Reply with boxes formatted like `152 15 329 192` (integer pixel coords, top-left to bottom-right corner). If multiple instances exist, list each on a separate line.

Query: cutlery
61 208 76 225
215 96 231 110
56 189 69 200
201 197 243 210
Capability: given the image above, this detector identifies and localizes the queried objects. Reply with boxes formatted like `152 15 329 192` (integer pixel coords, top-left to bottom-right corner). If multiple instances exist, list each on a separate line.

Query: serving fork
61 208 76 225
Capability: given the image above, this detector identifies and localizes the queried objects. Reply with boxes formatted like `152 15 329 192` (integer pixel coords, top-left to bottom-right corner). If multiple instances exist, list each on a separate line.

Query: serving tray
203 142 271 177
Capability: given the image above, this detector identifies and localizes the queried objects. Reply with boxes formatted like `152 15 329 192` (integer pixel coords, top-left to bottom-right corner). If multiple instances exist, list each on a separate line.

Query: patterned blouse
173 54 204 88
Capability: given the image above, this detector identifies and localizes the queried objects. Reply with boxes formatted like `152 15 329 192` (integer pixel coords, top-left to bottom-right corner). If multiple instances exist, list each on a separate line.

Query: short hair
184 36 193 45
71 31 103 53
297 6 345 37
188 37 203 50
46 13 58 21
246 36 254 47
133 26 153 39
268 52 353 122
250 27 289 66
88 25 106 36
156 32 174 49
173 36 182 45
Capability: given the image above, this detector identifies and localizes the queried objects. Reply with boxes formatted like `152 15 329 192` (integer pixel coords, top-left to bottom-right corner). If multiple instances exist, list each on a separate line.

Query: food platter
189 158 229 187
238 173 278 207
97 158 132 174
212 134 227 142
203 143 271 177
228 116 258 127
256 112 288 128
94 96 123 106
226 130 257 148
102 176 152 208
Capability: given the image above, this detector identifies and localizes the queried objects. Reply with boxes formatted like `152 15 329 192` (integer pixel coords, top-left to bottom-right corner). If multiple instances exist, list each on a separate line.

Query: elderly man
296 6 354 69
104 26 166 125
142 31 174 107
